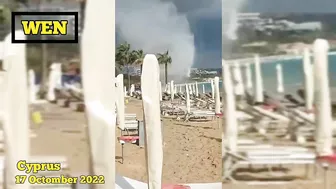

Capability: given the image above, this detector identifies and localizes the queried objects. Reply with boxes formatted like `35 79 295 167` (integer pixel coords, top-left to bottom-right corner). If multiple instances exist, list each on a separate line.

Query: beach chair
238 104 290 135
253 106 290 134
193 98 210 108
160 104 186 117
176 93 186 101
118 116 142 164
162 92 170 101
288 109 336 143
285 109 315 143
223 147 316 182
55 87 72 107
55 84 83 110
66 84 86 111
183 110 217 122
284 94 305 106
120 114 139 135
175 93 186 100
264 92 300 110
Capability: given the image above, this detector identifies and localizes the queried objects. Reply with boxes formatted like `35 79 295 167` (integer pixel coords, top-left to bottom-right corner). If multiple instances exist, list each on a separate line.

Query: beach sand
29 98 336 189
30 98 221 184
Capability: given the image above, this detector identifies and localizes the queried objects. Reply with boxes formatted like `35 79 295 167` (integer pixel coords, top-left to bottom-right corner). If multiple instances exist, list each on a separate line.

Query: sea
201 53 336 95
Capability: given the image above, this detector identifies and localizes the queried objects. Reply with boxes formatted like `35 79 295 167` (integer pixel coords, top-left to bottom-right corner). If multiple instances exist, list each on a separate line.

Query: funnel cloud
116 0 195 81
222 0 245 40
222 0 246 56
116 0 221 80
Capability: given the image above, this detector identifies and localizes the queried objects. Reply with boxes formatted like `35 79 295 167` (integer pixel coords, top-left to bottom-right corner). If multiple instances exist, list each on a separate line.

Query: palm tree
116 42 133 88
116 42 131 65
131 49 145 73
157 51 172 84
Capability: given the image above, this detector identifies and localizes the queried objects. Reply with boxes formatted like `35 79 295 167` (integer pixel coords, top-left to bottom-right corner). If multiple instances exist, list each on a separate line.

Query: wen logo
12 12 78 43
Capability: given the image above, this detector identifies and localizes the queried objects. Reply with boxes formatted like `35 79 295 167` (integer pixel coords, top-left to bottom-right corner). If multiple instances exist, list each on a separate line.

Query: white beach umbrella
313 39 333 156
214 77 220 114
222 60 238 179
303 48 314 111
211 79 215 99
276 64 284 93
3 31 30 189
186 84 191 113
170 80 174 101
244 63 253 92
195 82 199 97
28 69 37 103
159 81 162 101
254 54 264 103
116 74 125 130
232 62 244 96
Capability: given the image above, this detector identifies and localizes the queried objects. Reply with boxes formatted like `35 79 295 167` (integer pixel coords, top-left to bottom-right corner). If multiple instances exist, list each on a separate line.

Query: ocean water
199 54 336 94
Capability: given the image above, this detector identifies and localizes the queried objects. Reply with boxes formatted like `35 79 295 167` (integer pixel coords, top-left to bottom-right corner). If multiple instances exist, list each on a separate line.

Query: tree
131 49 145 72
0 3 14 38
116 42 134 88
115 43 173 87
156 51 172 84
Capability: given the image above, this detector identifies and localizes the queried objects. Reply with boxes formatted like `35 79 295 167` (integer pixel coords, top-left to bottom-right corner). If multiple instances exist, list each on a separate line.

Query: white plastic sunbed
224 149 316 182
289 109 336 143
238 105 290 134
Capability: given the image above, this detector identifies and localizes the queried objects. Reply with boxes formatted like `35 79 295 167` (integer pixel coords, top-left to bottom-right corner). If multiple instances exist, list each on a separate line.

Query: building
238 13 322 32
238 13 261 21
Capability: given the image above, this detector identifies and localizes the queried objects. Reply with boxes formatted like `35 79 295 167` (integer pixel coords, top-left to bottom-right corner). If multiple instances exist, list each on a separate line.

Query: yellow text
16 160 61 174
15 175 78 184
21 20 68 35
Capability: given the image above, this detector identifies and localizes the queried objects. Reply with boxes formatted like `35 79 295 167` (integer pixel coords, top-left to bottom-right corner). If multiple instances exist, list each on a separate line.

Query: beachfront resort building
238 13 322 33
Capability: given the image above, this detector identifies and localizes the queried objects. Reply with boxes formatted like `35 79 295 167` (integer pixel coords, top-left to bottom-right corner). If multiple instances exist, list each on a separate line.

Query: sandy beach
30 98 221 184
28 97 336 189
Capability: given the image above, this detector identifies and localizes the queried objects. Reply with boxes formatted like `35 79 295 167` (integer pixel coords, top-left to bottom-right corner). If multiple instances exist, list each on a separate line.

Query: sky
115 0 221 71
116 0 336 69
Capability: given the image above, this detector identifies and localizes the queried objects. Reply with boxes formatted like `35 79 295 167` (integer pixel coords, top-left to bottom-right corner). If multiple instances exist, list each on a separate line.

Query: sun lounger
183 110 217 122
134 91 142 99
161 106 186 116
264 92 299 109
124 120 139 130
238 104 290 134
284 94 304 106
125 113 137 120
252 106 290 122
238 145 309 152
253 106 290 134
237 139 256 145
194 98 209 108
55 84 84 108
288 109 336 143
224 148 316 182
176 93 186 100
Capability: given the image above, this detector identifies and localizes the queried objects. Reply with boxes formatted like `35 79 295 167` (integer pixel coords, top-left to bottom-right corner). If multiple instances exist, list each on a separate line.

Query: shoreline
224 51 336 65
